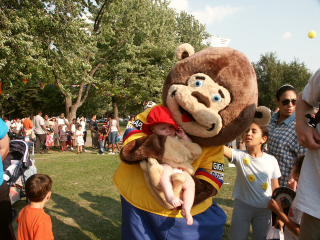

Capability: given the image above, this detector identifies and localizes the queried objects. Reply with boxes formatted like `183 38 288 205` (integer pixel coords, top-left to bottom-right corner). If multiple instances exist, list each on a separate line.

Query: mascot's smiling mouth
178 105 216 131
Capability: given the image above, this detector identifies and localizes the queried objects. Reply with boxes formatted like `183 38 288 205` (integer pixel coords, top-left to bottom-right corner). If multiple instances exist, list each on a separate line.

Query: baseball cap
142 106 178 135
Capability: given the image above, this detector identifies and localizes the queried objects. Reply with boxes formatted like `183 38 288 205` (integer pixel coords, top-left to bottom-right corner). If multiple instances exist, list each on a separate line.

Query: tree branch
53 69 68 97
89 38 126 77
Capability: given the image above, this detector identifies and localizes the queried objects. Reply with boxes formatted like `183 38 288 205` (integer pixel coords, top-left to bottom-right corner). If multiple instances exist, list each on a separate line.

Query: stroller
3 140 37 221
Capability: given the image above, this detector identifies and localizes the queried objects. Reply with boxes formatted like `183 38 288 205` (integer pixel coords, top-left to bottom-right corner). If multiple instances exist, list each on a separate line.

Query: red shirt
16 205 54 240
97 135 104 142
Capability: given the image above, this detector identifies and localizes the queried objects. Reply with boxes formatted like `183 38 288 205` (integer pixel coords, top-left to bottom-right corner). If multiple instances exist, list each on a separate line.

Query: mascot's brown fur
140 137 202 209
164 45 268 146
120 43 270 206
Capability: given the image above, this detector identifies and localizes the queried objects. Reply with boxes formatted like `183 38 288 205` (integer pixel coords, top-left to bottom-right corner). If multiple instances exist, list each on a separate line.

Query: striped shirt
267 112 307 187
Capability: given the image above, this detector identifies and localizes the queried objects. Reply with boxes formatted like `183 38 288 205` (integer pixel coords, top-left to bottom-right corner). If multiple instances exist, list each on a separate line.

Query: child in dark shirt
65 127 74 150
97 131 105 155
59 126 67 152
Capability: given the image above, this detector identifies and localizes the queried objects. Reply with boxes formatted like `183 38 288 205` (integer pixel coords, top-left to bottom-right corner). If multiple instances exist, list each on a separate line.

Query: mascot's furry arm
120 136 217 206
139 137 202 209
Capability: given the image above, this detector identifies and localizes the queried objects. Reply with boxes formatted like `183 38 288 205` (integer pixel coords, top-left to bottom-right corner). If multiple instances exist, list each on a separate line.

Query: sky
168 0 320 73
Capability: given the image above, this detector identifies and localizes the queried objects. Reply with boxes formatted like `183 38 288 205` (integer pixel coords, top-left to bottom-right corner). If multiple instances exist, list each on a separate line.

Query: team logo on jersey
212 162 224 172
210 171 224 181
131 119 143 130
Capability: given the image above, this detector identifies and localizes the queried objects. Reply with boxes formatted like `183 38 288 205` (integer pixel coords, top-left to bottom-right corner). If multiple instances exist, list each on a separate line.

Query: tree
0 0 211 121
94 1 211 117
176 11 210 52
253 52 312 109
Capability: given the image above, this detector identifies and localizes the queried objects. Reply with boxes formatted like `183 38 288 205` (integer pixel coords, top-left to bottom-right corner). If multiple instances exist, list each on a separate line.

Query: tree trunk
65 96 80 124
112 96 119 121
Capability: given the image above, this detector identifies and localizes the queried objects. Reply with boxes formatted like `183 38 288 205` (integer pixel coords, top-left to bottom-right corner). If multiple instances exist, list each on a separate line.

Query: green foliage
253 52 313 109
0 0 211 119
176 11 210 52
93 0 210 115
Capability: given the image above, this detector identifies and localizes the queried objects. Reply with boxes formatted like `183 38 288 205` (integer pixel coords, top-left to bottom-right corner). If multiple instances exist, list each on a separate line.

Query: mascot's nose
191 91 210 108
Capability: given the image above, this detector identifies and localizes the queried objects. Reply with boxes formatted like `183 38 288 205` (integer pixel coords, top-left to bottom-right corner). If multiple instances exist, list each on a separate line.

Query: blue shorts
121 196 226 240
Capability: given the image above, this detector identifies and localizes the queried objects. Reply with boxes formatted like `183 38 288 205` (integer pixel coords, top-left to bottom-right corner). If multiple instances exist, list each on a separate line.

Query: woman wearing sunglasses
267 84 307 190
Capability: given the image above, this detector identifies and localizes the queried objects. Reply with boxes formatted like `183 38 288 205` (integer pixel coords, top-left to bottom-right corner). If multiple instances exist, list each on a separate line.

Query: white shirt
231 149 281 208
5 121 11 132
295 68 320 219
58 118 69 131
34 115 46 134
16 122 22 131
80 121 86 132
284 199 303 240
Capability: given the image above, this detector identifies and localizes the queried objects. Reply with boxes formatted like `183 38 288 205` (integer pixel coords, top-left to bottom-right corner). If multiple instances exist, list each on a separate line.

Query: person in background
3 117 11 133
44 114 50 130
126 115 135 130
34 110 50 154
70 118 77 151
23 115 33 136
16 174 54 240
10 119 17 133
80 116 87 152
15 118 22 136
224 123 281 240
0 119 16 240
103 116 111 150
236 133 244 150
294 69 320 239
97 131 106 155
58 113 69 131
52 117 59 149
268 155 305 240
106 113 121 155
267 84 307 189
76 125 84 154
89 114 99 149
59 125 67 152
65 127 74 150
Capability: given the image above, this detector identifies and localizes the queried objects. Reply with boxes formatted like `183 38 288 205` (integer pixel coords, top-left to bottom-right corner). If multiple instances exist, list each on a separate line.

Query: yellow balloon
308 30 316 39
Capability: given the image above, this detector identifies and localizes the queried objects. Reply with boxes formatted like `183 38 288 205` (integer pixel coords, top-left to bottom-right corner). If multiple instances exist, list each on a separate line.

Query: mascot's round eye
194 80 203 87
212 94 222 102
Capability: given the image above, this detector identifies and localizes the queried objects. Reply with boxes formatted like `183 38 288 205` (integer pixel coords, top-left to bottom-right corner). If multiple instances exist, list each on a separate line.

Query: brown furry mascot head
163 43 270 146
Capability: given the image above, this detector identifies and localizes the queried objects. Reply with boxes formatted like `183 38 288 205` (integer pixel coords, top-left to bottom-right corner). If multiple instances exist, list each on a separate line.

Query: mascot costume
113 43 270 239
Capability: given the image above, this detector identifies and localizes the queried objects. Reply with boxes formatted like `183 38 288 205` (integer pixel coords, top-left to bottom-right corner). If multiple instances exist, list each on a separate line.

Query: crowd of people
2 76 320 240
2 111 130 155
220 83 320 239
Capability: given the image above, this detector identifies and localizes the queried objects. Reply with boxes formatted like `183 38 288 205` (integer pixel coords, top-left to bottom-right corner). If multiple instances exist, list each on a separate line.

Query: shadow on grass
50 193 121 240
214 198 235 208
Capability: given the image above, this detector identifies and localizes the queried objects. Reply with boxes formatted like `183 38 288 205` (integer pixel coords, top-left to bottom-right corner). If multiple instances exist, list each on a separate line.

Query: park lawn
11 149 254 239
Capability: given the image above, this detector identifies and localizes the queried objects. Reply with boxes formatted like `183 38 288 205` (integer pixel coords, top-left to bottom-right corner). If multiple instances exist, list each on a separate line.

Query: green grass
11 150 253 239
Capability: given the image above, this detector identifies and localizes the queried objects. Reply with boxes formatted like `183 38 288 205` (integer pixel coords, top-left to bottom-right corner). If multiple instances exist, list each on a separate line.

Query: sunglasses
281 99 297 106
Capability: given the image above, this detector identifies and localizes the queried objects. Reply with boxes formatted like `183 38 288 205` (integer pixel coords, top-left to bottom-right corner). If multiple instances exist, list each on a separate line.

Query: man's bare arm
295 93 320 150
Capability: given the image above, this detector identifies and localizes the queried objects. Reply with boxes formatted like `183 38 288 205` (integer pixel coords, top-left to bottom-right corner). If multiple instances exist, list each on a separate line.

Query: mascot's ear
253 106 271 126
175 43 195 61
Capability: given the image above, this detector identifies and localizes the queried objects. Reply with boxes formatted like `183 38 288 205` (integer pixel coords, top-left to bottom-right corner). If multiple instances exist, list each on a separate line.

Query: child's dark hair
77 124 82 128
25 174 52 202
276 84 296 101
259 125 269 150
293 155 305 176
